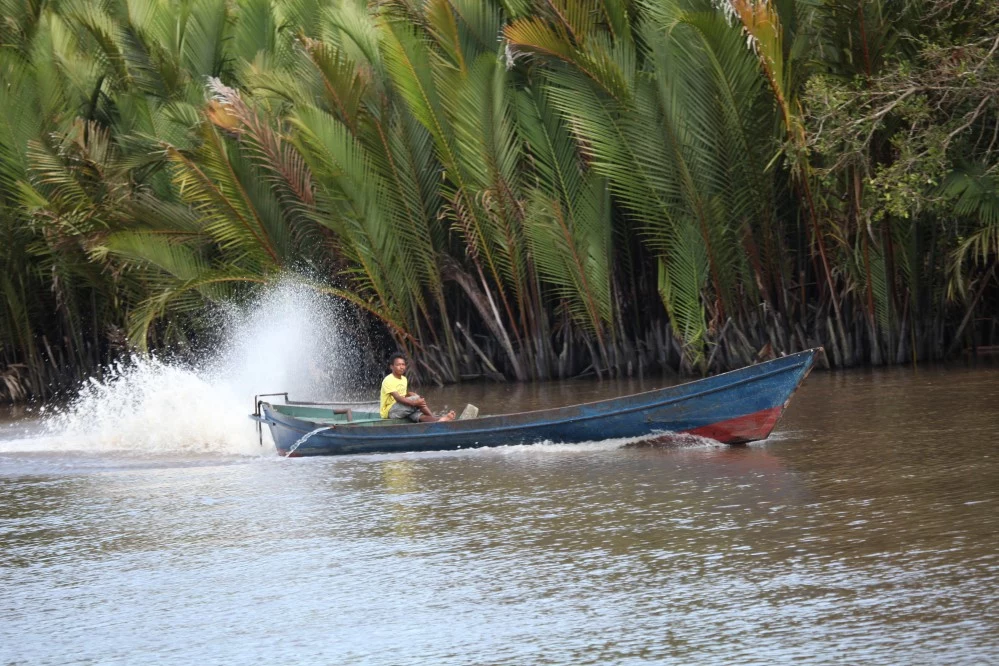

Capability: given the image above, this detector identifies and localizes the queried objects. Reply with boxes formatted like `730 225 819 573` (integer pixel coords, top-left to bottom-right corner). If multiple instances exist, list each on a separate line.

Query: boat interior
269 400 482 426
270 403 386 425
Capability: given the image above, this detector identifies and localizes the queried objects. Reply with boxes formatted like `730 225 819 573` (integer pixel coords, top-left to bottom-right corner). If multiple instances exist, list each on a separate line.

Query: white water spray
1 280 369 456
285 426 335 457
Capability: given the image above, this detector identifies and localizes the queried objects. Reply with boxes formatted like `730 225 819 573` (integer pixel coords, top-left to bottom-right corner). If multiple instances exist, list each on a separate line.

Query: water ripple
2 366 998 664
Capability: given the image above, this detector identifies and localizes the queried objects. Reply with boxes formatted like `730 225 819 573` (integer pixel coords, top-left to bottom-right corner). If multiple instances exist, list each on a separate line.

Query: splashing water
2 280 368 457
285 426 335 457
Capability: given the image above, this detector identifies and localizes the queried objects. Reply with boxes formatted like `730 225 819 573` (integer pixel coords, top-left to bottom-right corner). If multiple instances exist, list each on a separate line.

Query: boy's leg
388 402 421 422
418 410 456 423
409 394 434 418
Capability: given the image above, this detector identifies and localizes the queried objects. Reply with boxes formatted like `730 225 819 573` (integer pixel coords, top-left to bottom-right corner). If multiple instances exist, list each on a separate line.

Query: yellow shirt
380 373 408 418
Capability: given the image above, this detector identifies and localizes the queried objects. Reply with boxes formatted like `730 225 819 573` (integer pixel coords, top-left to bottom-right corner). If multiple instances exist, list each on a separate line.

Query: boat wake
619 431 725 448
490 432 722 454
1 280 366 457
314 432 723 464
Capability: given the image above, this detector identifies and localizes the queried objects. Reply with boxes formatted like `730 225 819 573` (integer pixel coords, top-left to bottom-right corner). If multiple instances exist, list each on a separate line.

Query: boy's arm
390 391 425 407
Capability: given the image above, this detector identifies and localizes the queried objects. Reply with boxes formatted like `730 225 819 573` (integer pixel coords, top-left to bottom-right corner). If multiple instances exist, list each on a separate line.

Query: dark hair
388 352 407 366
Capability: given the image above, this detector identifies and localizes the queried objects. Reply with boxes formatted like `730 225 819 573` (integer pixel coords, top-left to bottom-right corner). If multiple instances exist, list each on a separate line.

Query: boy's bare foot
438 411 456 422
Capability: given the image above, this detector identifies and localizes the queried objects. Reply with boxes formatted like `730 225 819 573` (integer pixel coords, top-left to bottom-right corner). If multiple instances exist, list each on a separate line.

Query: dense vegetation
1 0 997 400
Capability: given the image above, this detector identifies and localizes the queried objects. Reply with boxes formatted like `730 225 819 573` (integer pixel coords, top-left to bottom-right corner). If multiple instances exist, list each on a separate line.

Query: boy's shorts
388 401 422 422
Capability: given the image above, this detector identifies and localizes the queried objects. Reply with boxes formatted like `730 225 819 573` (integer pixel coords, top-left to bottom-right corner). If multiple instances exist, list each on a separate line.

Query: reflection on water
1 365 998 664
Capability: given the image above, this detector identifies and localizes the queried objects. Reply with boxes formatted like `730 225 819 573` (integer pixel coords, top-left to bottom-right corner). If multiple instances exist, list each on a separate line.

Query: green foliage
2 0 998 400
803 0 998 357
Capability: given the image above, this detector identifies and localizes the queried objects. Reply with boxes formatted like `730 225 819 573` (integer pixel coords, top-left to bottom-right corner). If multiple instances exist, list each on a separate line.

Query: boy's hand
402 391 425 407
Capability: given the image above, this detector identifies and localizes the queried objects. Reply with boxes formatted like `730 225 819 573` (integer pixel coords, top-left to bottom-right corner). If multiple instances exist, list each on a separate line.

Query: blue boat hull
256 349 819 456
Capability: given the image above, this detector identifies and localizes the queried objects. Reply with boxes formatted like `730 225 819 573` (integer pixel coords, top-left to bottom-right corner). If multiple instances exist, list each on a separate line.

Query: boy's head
388 352 407 377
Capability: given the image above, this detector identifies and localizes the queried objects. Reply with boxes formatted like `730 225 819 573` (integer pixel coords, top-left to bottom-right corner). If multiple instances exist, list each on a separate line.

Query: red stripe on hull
684 405 784 444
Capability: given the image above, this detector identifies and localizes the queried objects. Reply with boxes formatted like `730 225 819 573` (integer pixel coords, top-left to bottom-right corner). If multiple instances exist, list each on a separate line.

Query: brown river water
1 364 997 664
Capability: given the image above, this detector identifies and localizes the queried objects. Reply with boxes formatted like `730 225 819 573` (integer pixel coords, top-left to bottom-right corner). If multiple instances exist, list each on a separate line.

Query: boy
380 353 456 423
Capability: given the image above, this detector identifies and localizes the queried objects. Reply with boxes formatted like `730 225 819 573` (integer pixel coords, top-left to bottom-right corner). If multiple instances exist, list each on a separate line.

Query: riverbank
3 0 997 401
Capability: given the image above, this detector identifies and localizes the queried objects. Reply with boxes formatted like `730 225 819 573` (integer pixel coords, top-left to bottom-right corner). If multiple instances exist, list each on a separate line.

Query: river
1 364 997 664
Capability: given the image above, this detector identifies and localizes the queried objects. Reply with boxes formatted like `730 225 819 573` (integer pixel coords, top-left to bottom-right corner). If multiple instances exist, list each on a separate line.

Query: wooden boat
249 348 820 457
